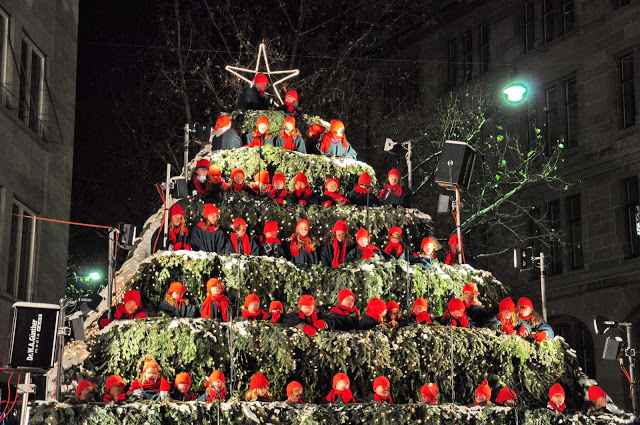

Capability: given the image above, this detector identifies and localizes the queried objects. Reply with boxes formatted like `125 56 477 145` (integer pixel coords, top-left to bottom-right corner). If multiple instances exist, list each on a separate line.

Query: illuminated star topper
225 43 299 106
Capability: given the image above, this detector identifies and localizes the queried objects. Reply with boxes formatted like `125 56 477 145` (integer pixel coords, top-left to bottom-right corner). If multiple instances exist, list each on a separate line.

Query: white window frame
7 199 37 300
18 34 45 136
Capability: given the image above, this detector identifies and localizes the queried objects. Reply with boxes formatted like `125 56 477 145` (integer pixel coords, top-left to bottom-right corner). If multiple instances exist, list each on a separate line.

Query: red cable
621 364 633 398
5 373 22 420
1 372 13 419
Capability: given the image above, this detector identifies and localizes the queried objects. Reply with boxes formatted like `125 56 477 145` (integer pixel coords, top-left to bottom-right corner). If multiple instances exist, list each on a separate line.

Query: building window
524 0 536 52
617 0 631 8
0 8 7 106
448 39 457 89
7 201 37 300
479 23 489 74
545 86 559 153
564 78 578 148
549 315 596 377
18 36 45 135
543 0 555 44
562 0 575 34
567 194 583 270
548 200 562 274
624 177 640 258
463 29 473 81
620 54 636 128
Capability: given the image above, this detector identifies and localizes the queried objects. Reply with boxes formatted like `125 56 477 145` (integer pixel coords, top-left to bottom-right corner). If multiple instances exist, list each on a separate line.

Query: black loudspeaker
435 140 477 191
192 122 212 142
170 177 189 199
4 302 60 370
117 222 137 248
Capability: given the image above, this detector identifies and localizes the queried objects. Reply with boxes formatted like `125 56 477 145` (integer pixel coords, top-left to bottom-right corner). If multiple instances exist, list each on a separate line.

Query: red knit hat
448 298 465 312
254 170 270 184
231 168 245 179
495 387 517 403
209 163 222 176
308 123 326 136
358 172 372 186
325 177 339 188
549 383 565 399
207 370 225 385
174 372 191 388
588 385 606 401
286 381 303 397
256 115 269 129
462 283 479 295
253 72 268 84
332 220 348 233
338 289 355 304
76 380 94 398
272 173 286 184
168 282 186 295
298 294 315 307
244 293 260 310
420 383 438 401
214 115 230 131
169 204 184 217
105 375 124 393
285 90 298 102
332 373 350 389
389 169 401 178
517 297 533 310
355 228 369 243
123 290 141 309
296 219 310 231
475 380 492 399
329 120 345 135
366 297 387 317
388 226 402 237
448 234 462 246
373 376 390 391
196 158 210 170
421 237 437 250
249 373 270 390
386 300 400 312
283 116 296 128
293 172 309 186
141 358 159 376
203 203 219 218
232 217 247 228
206 278 223 294
413 297 428 311
268 301 283 312
263 221 278 234
499 297 516 313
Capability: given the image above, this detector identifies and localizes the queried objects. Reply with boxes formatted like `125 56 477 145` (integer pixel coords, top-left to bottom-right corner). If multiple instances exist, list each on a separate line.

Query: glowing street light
503 83 528 103
88 272 101 281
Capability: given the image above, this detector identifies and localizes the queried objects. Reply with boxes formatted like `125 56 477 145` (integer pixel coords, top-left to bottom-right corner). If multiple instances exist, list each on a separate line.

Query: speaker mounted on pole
435 140 477 191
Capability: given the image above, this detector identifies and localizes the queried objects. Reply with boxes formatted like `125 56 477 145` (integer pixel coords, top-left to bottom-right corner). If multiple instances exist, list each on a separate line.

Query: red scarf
168 228 187 245
174 298 184 312
103 393 126 403
206 387 227 401
242 309 267 320
192 176 212 194
441 311 468 327
331 239 347 267
230 233 252 255
201 294 229 321
358 244 380 260
411 311 432 324
519 313 532 321
260 236 282 246
269 188 288 201
353 186 373 194
294 187 313 200
198 221 218 232
380 184 403 200
497 314 515 334
131 377 170 393
290 235 313 257
249 133 267 147
325 388 355 403
113 304 146 320
384 242 403 257
280 133 296 150
445 251 459 265
284 101 296 113
232 182 248 193
324 190 348 204
374 394 393 404
548 401 566 412
328 305 360 320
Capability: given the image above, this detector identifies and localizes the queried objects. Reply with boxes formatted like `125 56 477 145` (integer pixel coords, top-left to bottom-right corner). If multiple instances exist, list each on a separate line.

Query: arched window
548 315 596 377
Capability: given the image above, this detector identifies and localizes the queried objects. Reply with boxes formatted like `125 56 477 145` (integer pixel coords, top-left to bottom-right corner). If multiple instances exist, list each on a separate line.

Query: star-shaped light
225 43 299 106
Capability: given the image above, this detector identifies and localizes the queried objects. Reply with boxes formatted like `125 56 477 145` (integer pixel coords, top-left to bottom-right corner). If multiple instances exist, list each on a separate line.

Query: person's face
551 393 565 406
335 380 349 391
285 94 296 104
145 368 159 382
388 309 398 320
256 386 268 397
290 389 302 403
390 233 401 243
270 306 282 314
212 380 224 392
265 231 278 239
79 386 95 401
235 225 246 237
413 305 425 314
284 121 294 132
462 292 475 305
357 237 369 247
248 301 260 314
594 396 606 409
297 223 309 238
335 128 345 137
475 393 487 405
335 231 346 242
196 168 208 177
124 300 138 315
171 214 183 227
423 243 435 255
451 309 465 319
500 310 513 320
449 242 458 252
255 82 268 92
233 173 245 184
257 123 268 134
504 398 516 407
109 384 124 397
388 175 399 185
300 305 314 316
294 181 307 191
211 174 222 183
172 290 184 300
375 385 390 397
518 305 532 317
210 284 223 296
420 393 432 404
326 181 338 192
177 382 191 394
341 295 355 308
207 213 219 226
274 181 285 190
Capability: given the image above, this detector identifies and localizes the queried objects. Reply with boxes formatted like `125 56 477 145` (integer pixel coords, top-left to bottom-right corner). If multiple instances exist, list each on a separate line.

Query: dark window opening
567 194 583 270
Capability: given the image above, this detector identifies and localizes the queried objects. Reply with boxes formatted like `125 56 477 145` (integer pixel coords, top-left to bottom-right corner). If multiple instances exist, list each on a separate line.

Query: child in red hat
252 170 272 196
245 373 272 402
158 282 198 318
171 372 196 401
437 298 470 328
461 283 489 327
379 169 408 207
73 380 95 403
345 228 386 263
189 158 215 195
279 89 303 114
274 116 306 153
325 289 360 331
285 381 304 404
420 383 438 404
286 172 318 205
127 358 171 400
98 289 149 329
289 219 319 266
306 123 326 153
347 172 378 206
259 221 285 258
382 226 405 260
547 383 566 413
516 297 554 341
445 234 463 265
198 370 227 401
410 237 439 270
320 220 354 267
359 297 387 330
583 385 608 413
319 177 350 207
323 373 356 403
242 293 268 320
371 376 393 404
317 119 357 159
211 115 243 150
200 278 229 321
384 300 407 328
229 218 259 256
495 387 517 407
266 301 284 323
236 72 273 110
268 173 288 204
228 168 256 196
150 204 192 253
283 295 328 336
190 203 230 254
486 297 527 335
102 375 126 403
207 163 228 191
408 297 433 325
245 115 274 147
471 380 492 407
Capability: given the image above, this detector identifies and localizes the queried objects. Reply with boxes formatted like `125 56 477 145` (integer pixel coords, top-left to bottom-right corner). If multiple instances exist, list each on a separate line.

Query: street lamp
503 83 528 103
88 271 101 281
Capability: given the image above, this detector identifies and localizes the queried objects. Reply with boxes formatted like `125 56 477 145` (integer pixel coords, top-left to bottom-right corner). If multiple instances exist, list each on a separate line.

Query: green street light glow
88 272 101 281
503 84 528 103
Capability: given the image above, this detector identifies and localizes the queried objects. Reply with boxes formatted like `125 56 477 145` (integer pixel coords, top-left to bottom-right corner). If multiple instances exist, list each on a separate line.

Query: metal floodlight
384 138 397 152
593 315 617 335
503 83 528 103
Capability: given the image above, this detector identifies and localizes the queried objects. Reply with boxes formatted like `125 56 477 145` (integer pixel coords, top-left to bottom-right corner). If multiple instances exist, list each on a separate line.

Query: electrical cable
4 374 21 421
0 373 13 419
